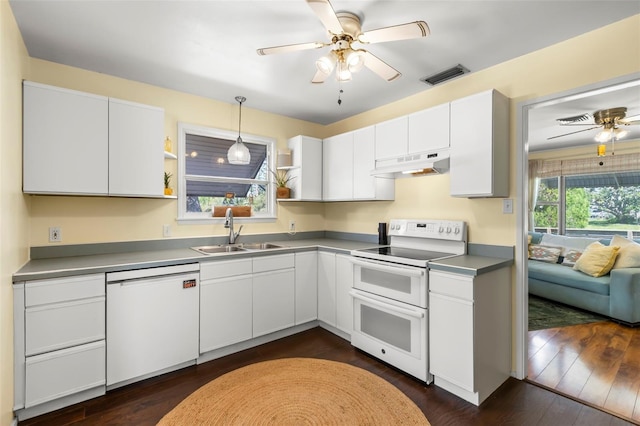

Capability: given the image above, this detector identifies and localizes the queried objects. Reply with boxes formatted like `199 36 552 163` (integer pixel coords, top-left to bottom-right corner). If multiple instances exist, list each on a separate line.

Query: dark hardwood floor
528 320 640 424
21 327 635 426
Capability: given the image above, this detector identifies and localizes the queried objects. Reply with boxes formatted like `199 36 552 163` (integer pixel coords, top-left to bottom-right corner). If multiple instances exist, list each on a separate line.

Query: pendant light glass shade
228 96 251 165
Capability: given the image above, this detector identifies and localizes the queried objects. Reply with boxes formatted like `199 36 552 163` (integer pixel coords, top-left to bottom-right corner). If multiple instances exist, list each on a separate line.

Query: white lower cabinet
429 267 511 405
200 259 253 353
317 251 337 326
253 254 295 337
317 251 353 336
13 274 106 420
295 251 318 324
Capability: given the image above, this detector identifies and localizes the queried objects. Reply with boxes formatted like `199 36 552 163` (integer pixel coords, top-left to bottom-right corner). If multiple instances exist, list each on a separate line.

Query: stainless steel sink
238 242 283 250
191 245 248 255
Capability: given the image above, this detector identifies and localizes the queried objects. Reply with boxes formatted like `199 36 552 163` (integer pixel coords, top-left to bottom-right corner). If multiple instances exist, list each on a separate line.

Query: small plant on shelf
270 168 294 199
164 172 173 196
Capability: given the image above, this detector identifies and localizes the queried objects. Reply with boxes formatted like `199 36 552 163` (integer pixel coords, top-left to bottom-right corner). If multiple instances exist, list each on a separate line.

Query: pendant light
227 96 251 165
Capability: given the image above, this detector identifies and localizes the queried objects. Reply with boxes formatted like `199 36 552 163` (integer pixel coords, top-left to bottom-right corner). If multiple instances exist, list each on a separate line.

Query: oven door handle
349 290 425 319
350 257 425 277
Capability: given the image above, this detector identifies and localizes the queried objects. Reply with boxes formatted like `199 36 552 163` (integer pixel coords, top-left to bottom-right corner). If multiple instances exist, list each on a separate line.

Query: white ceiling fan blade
311 69 330 84
359 21 430 44
363 51 401 82
547 126 601 140
307 0 343 35
619 114 640 125
257 42 325 56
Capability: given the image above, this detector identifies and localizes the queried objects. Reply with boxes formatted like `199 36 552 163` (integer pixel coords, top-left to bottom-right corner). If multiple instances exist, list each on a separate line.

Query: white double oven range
350 218 467 383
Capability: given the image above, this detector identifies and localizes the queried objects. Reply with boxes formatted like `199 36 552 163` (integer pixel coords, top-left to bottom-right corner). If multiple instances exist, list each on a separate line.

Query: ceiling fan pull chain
338 88 343 105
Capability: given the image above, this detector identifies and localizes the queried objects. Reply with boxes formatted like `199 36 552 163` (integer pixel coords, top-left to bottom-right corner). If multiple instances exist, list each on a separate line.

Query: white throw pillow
610 235 640 269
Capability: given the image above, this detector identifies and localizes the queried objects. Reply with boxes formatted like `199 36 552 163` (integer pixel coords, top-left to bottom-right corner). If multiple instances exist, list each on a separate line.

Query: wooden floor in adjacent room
528 320 640 424
22 327 635 426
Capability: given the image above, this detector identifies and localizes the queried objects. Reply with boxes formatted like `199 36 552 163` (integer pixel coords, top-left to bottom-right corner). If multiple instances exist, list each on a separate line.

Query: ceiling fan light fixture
316 53 336 75
336 59 352 82
227 96 251 165
345 49 366 72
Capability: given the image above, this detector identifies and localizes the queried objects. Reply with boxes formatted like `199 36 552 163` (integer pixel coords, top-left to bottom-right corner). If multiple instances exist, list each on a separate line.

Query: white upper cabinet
287 136 322 201
323 132 354 201
23 81 165 198
108 99 164 197
449 89 509 198
374 116 408 160
408 103 450 154
323 128 394 201
23 81 109 195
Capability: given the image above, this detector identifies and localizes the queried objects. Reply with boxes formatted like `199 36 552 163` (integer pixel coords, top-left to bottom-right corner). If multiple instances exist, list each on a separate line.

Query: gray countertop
428 254 513 276
13 238 380 282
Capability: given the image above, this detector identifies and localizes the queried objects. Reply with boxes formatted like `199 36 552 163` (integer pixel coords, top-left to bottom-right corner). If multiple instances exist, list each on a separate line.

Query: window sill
177 216 277 225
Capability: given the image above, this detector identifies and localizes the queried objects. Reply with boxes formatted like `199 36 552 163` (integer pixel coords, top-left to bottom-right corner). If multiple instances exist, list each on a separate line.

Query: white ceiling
9 0 640 150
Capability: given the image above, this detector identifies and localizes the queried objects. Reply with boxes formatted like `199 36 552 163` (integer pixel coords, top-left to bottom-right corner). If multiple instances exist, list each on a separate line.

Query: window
533 171 640 238
177 123 276 222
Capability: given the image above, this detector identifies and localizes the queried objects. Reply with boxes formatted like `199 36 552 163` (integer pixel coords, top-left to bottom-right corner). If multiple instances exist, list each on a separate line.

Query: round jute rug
157 357 430 425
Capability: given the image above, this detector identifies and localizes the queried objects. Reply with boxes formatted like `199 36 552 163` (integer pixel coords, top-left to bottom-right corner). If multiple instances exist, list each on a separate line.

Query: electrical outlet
49 226 62 242
163 224 171 237
289 220 296 232
502 199 513 214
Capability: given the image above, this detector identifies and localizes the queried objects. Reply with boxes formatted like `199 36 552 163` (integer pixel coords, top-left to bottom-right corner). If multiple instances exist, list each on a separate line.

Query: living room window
176 122 276 223
531 154 640 238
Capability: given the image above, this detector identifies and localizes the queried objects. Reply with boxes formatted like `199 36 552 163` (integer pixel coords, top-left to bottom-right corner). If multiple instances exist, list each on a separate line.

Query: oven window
361 269 412 295
360 305 411 352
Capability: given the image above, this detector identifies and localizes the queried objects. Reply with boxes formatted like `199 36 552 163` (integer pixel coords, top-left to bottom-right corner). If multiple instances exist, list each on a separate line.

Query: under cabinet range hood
372 149 450 178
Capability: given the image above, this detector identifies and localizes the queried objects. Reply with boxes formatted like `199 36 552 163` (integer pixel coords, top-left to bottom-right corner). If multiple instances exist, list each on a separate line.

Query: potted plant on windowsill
271 168 294 199
164 172 173 196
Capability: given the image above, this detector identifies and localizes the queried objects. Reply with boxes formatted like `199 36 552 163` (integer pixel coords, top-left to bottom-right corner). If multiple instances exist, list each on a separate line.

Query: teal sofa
528 232 640 326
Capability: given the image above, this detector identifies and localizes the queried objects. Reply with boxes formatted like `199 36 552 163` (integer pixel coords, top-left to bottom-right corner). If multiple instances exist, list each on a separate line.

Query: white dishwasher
106 263 199 388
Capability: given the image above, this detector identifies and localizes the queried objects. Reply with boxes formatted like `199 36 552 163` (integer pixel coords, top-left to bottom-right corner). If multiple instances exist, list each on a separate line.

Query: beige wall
1 1 30 424
323 14 640 246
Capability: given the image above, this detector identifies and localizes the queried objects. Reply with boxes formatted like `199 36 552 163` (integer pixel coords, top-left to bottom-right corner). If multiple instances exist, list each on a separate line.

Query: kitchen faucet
224 208 243 244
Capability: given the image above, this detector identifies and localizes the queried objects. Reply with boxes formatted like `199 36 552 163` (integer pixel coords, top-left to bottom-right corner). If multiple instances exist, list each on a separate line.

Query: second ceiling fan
257 0 429 84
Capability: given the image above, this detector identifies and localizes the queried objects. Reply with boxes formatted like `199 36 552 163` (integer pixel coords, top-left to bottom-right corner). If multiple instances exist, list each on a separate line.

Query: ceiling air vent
420 64 469 86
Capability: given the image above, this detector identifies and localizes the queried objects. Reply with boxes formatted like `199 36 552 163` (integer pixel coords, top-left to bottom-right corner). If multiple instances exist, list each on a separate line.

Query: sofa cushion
540 233 600 256
528 260 611 295
611 235 640 269
573 242 619 277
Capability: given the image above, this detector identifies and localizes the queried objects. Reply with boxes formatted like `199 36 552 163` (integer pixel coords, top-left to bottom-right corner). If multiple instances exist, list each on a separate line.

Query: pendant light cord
235 96 246 140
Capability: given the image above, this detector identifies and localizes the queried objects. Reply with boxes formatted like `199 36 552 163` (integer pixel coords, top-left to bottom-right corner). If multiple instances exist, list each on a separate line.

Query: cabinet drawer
200 258 252 280
25 274 104 307
429 271 474 300
253 254 294 273
26 297 105 356
25 340 105 408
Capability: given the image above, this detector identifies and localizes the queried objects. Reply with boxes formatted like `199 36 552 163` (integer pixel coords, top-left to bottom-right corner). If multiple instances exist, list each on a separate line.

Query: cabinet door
253 269 295 337
408 103 450 154
450 90 509 198
288 136 323 201
375 116 408 160
323 133 353 200
108 98 164 197
317 251 336 327
200 275 253 353
295 252 318 324
335 254 354 335
353 126 376 199
23 81 109 195
429 292 475 392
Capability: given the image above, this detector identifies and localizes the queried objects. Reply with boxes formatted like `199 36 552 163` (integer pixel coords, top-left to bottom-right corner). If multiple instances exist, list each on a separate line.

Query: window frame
176 122 277 224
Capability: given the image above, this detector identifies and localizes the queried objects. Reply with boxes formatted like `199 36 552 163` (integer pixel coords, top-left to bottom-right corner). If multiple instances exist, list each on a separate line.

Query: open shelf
164 151 177 160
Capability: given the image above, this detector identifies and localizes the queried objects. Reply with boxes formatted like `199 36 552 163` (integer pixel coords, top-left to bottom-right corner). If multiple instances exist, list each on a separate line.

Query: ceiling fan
548 106 640 141
256 0 429 84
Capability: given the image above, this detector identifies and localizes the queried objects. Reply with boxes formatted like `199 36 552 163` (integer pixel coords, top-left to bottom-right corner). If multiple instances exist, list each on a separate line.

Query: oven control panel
388 219 467 241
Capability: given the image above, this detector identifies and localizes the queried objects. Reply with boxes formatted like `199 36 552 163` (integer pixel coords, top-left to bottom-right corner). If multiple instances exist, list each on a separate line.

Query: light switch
502 199 513 214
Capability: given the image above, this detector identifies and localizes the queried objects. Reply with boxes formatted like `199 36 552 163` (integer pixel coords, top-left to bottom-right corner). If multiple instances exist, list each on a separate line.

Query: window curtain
527 160 542 230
